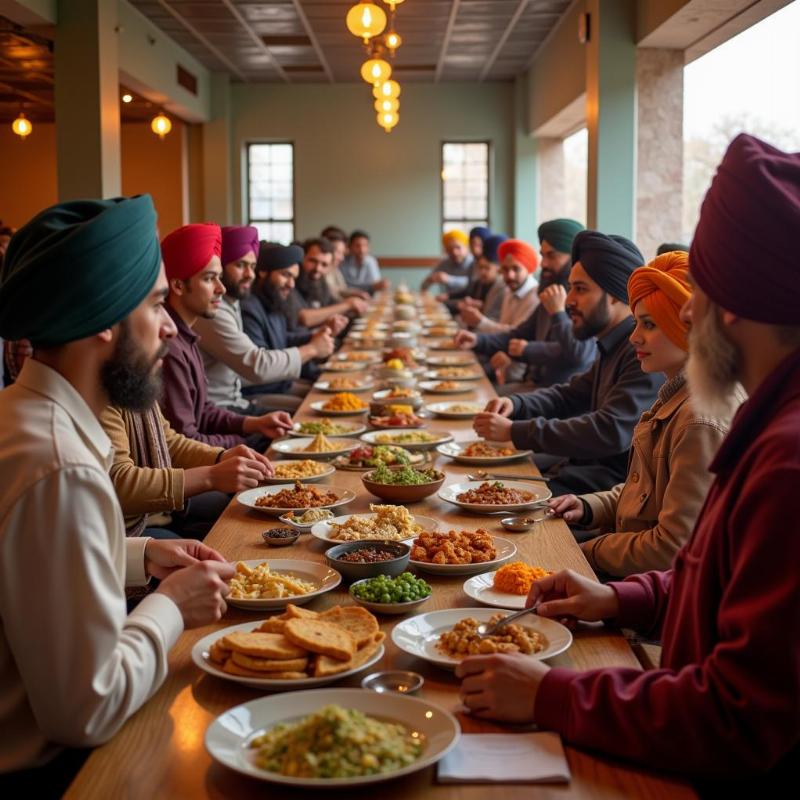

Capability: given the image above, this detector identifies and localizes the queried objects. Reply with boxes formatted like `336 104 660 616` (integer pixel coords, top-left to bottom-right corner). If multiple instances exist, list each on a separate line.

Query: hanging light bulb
374 97 399 114
360 57 392 86
377 109 399 131
384 29 402 52
346 2 387 43
11 112 32 140
383 0 405 9
150 112 172 139
372 79 401 100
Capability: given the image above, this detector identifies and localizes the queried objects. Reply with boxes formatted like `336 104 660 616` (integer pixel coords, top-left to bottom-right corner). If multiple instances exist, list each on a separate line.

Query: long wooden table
67 301 694 798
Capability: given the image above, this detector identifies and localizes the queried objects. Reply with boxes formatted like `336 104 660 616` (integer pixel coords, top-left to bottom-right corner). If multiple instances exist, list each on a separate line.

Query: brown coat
579 377 742 577
101 404 222 532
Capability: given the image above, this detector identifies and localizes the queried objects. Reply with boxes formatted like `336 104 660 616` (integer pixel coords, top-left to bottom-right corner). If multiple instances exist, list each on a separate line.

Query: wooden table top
66 301 694 799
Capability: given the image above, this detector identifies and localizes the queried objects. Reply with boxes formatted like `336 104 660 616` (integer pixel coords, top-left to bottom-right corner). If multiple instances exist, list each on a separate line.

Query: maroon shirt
536 347 800 787
160 303 246 448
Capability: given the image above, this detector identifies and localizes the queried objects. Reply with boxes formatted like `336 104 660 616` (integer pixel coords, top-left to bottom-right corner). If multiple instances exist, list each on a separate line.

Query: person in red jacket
456 134 800 791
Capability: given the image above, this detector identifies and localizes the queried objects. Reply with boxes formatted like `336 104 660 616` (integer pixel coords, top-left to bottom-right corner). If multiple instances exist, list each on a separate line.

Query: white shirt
0 360 183 771
477 273 540 334
195 296 302 408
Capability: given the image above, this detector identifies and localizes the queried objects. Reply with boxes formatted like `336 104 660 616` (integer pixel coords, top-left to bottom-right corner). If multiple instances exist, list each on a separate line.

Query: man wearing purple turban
194 226 334 414
455 134 800 792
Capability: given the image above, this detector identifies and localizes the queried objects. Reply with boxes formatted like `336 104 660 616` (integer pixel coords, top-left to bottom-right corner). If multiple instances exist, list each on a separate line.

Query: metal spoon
467 470 549 483
476 604 541 637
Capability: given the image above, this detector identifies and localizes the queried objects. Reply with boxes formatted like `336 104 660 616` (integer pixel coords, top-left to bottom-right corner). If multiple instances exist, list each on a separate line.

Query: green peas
351 572 432 604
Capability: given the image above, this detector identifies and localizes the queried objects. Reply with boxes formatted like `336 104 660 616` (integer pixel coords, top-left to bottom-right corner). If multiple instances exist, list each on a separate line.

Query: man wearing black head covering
0 197 234 791
474 230 664 498
240 242 332 398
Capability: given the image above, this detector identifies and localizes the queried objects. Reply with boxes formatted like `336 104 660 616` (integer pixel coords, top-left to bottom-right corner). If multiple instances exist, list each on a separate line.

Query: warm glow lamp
346 2 387 43
151 112 172 139
372 79 401 100
12 112 32 140
377 110 399 131
360 57 392 86
385 30 402 52
374 97 399 114
383 0 405 10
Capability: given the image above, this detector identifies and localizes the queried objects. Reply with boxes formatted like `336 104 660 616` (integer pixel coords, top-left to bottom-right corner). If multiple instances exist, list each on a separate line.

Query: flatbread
255 618 287 634
222 659 306 680
284 618 356 661
230 651 308 673
221 631 306 659
314 636 383 678
281 604 320 620
320 606 380 647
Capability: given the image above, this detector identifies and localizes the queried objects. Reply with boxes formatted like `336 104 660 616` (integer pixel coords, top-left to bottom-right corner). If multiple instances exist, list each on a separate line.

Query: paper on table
437 732 570 784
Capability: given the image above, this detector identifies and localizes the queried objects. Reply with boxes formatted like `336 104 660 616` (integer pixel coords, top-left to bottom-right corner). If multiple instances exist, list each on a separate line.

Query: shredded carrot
493 561 551 595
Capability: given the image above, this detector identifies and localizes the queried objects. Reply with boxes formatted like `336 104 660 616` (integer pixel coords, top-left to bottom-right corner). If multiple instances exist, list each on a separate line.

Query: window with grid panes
441 142 489 234
247 143 295 244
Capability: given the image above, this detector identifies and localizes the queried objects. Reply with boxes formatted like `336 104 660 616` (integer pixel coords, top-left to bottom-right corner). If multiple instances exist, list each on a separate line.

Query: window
247 143 295 244
441 141 489 233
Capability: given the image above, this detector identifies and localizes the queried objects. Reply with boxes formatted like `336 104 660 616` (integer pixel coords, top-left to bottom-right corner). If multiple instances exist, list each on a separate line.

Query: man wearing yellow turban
421 228 474 293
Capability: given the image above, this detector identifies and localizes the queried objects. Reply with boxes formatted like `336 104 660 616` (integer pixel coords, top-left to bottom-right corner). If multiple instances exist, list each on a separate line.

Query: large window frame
440 140 491 234
245 141 296 244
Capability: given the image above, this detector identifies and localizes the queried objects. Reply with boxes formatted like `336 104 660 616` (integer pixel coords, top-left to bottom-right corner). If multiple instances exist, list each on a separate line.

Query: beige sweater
101 404 223 532
579 376 744 577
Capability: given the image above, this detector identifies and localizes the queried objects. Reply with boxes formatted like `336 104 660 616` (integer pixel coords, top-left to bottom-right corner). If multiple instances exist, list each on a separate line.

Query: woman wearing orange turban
549 251 744 577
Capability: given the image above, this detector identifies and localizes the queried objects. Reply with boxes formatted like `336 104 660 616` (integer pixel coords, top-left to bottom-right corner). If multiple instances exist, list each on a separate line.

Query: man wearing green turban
0 196 235 791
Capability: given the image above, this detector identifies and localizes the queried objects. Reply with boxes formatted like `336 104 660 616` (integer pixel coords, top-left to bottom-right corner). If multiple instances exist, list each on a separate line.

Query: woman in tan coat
549 251 743 578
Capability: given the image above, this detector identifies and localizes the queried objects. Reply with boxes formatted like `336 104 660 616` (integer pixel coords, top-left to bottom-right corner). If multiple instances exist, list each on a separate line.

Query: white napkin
437 732 570 784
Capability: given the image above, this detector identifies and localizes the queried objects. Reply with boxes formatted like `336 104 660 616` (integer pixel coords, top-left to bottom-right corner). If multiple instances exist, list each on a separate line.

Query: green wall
229 82 516 287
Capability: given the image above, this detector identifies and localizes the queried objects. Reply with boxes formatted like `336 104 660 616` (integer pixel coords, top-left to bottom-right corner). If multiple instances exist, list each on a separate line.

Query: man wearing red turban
160 224 294 452
457 134 800 792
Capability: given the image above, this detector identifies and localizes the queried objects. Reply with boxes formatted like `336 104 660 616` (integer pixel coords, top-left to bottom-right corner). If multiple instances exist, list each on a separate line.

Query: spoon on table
476 604 541 638
467 470 549 483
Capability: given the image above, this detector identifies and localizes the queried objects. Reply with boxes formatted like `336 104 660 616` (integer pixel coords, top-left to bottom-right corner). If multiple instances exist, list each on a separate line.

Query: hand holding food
483 396 514 416
473 411 513 442
157 560 234 628
548 494 585 523
210 450 273 492
460 306 483 327
245 411 294 439
527 568 620 628
454 330 477 349
310 328 335 359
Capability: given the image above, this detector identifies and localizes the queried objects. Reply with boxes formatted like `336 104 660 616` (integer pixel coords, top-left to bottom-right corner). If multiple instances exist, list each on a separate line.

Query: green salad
250 705 422 778
367 462 442 486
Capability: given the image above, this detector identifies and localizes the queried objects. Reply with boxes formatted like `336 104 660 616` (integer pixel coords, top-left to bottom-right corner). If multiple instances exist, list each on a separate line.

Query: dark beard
256 278 285 312
572 293 611 341
297 270 328 305
100 321 167 411
539 265 571 292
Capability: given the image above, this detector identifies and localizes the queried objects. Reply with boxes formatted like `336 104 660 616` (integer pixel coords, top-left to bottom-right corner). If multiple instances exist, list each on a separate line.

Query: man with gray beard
456 134 800 793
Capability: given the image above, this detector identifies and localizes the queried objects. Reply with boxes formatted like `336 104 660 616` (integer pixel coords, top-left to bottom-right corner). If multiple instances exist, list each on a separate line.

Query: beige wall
0 121 186 234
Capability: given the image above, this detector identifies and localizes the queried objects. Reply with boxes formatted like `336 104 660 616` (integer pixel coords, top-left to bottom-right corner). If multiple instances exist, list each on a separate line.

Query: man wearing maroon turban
456 134 800 792
160 224 294 451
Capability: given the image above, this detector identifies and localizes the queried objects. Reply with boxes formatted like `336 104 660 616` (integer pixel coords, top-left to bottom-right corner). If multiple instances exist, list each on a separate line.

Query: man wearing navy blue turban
0 196 234 791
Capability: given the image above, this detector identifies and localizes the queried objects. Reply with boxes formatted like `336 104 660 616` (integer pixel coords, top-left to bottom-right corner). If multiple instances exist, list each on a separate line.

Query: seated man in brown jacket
549 251 743 577
101 403 273 540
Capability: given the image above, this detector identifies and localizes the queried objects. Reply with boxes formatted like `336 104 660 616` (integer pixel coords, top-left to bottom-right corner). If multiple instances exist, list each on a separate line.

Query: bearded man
455 218 595 392
456 132 800 795
474 231 663 496
0 196 234 792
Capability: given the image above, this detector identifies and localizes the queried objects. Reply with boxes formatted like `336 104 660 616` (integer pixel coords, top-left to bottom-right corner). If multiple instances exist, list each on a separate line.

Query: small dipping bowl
361 670 424 695
501 509 552 532
261 527 300 547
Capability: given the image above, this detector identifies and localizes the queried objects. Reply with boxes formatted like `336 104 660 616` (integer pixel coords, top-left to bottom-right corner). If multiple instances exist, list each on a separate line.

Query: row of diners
0 133 798 796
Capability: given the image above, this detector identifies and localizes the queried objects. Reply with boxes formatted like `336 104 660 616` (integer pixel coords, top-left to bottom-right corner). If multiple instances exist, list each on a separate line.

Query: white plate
313 380 375 393
204 688 459 786
264 461 336 484
226 559 342 610
360 430 454 451
320 361 363 372
408 535 517 576
425 340 459 351
425 355 476 367
310 400 369 416
193 625 383 691
463 570 553 609
438 480 552 514
426 402 483 419
418 380 474 394
289 421 367 438
237 484 356 516
391 608 573 670
311 512 439 545
271 437 362 460
436 439 533 464
371 388 422 401
424 369 482 381
332 350 381 362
